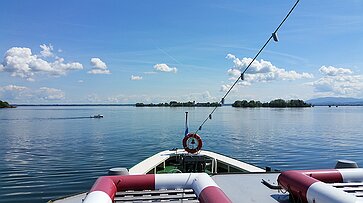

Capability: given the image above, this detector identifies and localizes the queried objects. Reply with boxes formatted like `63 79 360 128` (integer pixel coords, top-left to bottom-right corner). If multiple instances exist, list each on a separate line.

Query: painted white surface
83 191 112 203
155 173 219 196
191 173 219 196
307 182 356 203
155 173 197 189
129 149 264 175
338 168 363 182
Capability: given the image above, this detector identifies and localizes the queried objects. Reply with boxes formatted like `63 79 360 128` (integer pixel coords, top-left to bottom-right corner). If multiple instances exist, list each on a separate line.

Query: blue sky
0 0 362 103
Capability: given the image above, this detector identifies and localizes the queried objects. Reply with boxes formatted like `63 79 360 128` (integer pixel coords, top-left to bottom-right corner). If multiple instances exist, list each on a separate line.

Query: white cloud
221 54 314 95
37 87 65 100
87 93 100 103
220 84 242 92
106 94 151 103
87 94 152 103
90 58 107 69
153 63 177 73
0 46 83 81
88 58 110 74
176 91 216 102
0 85 28 101
227 68 241 80
78 80 84 83
220 84 232 92
226 54 313 83
90 91 216 104
0 85 28 91
51 57 83 75
40 44 54 58
0 85 65 102
131 75 142 80
228 68 241 77
88 69 110 74
319 65 353 76
309 65 363 97
144 71 157 75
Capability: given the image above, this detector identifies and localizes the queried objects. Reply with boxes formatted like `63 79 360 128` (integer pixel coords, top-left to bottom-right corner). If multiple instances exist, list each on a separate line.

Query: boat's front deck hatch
153 153 250 174
155 154 214 174
114 189 199 202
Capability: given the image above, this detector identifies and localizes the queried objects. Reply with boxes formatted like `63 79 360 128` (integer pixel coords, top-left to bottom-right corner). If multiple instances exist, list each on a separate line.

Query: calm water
0 106 362 202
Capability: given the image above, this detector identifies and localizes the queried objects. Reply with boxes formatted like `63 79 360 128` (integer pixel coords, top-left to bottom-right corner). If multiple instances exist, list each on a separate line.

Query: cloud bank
309 66 363 97
0 85 65 102
221 54 313 92
0 45 83 81
87 90 216 104
225 54 313 83
37 87 65 100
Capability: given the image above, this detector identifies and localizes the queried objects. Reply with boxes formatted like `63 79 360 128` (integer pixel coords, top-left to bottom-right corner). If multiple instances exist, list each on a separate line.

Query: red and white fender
278 168 363 203
84 173 231 203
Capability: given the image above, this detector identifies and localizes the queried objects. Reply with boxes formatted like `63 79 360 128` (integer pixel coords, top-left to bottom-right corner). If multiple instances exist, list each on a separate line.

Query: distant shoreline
136 101 221 107
14 104 135 107
12 104 363 107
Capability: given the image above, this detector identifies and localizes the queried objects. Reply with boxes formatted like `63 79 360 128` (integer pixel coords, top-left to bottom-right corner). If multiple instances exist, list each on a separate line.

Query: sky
0 0 362 104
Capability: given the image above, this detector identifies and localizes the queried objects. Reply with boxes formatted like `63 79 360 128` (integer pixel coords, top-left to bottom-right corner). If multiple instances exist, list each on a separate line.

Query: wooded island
0 100 15 108
136 101 221 107
136 99 311 108
232 99 311 108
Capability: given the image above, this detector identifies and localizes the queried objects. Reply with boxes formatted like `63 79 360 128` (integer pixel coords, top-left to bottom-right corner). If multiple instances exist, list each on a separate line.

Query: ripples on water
0 106 362 202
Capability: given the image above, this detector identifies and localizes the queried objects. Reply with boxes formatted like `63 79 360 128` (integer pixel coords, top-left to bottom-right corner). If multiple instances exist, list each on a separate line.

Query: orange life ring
183 133 203 153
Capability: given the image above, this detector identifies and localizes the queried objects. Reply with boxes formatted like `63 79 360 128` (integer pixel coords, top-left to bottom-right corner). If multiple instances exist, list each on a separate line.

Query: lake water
0 106 362 202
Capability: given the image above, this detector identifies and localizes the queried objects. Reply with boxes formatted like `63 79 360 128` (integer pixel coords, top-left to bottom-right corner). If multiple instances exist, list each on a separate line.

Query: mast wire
195 0 300 134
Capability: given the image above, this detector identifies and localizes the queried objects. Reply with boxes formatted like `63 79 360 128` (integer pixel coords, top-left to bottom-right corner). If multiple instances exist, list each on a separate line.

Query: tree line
232 99 311 108
136 101 221 107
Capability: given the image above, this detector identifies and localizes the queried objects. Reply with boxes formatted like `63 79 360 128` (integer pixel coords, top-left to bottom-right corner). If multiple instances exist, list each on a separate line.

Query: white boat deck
129 149 264 174
48 193 86 203
213 173 289 203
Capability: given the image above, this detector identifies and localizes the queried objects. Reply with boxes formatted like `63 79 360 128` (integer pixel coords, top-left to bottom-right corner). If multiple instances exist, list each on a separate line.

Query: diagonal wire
195 0 300 134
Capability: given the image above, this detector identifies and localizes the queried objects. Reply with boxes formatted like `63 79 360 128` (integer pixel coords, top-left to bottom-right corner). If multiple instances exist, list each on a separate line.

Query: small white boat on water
90 114 103 118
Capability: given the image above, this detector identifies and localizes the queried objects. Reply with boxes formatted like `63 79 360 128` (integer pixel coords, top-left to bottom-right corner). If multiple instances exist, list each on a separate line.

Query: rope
195 0 300 134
